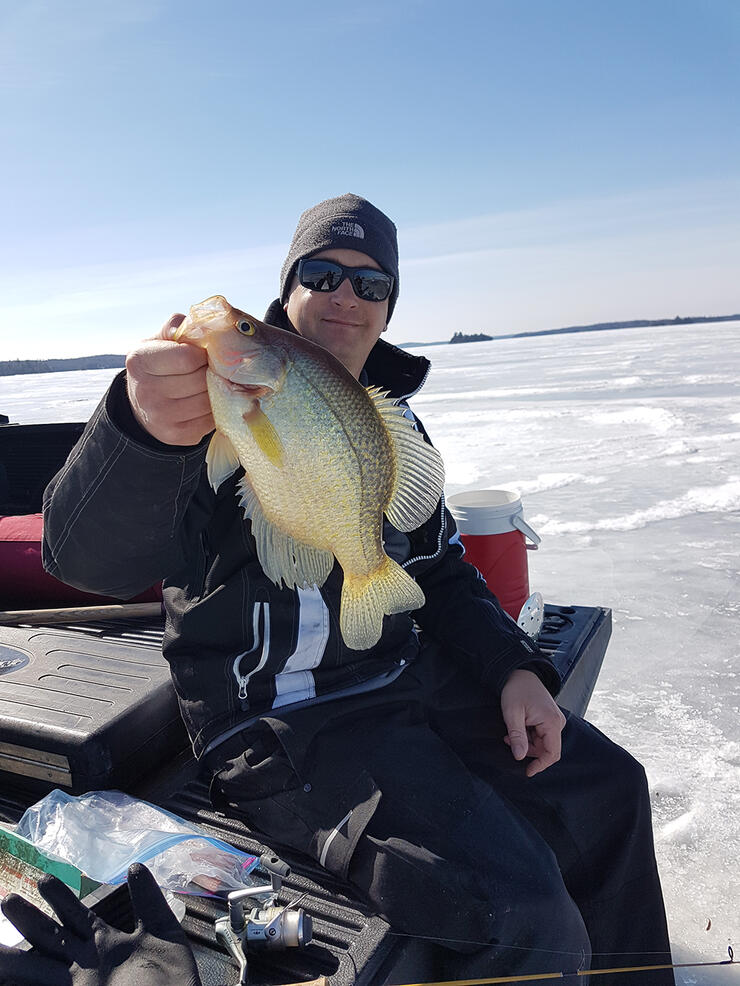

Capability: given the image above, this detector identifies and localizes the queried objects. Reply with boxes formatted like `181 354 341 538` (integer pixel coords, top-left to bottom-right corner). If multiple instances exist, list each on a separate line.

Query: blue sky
1 0 738 358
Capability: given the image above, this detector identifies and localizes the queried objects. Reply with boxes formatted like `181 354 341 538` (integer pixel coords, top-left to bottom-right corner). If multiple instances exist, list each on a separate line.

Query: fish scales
212 361 393 568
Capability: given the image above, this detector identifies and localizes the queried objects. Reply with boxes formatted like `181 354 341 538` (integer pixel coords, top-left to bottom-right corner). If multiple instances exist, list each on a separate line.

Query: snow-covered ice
2 319 738 983
413 321 740 984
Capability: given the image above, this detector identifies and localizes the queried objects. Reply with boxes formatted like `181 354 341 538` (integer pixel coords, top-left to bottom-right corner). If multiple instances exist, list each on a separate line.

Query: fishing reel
215 853 312 985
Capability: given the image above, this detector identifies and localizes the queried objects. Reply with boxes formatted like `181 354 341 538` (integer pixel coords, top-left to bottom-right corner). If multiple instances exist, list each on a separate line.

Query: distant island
1 312 738 374
444 313 740 346
450 331 493 344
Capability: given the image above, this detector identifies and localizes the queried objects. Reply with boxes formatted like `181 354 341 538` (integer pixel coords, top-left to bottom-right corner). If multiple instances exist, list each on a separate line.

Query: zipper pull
237 676 249 702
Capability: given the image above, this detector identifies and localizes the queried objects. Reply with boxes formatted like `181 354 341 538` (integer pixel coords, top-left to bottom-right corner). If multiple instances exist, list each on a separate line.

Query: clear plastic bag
16 789 259 896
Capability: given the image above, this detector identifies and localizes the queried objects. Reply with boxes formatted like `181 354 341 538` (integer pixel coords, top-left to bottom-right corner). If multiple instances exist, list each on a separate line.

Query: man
43 194 674 984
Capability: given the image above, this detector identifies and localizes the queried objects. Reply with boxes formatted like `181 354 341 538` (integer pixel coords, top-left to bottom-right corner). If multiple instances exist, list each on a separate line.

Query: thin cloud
0 242 287 359
400 178 740 263
0 0 165 88
2 178 738 358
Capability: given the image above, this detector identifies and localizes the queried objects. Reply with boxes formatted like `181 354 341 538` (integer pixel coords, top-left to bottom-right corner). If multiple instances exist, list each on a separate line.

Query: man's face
284 248 389 379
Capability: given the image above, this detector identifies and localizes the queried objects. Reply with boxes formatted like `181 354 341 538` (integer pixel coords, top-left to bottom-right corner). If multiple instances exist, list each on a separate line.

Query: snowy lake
2 320 739 983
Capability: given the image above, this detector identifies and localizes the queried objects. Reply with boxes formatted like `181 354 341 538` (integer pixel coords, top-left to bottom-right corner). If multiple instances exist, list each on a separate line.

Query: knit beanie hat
280 193 400 321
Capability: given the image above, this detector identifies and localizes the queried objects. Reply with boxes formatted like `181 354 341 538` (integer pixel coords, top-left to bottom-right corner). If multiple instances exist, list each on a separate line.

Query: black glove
0 863 201 986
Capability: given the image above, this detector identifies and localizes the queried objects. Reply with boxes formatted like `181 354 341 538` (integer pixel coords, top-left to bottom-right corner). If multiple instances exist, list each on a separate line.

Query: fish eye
237 319 256 335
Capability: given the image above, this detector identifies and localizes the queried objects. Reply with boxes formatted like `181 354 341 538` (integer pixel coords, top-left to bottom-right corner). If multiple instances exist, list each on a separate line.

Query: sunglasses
297 259 394 303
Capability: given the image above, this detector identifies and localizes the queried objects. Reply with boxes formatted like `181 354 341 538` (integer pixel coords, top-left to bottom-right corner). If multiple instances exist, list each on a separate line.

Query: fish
170 295 445 650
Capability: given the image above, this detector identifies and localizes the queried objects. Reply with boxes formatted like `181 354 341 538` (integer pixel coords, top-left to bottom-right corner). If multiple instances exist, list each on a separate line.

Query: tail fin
340 557 425 651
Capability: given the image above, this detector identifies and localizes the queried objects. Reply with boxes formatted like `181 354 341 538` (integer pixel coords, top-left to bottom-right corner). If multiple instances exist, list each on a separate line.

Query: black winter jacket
42 301 559 758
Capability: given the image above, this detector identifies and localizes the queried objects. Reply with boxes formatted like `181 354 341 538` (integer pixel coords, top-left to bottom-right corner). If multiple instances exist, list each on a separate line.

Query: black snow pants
208 645 674 986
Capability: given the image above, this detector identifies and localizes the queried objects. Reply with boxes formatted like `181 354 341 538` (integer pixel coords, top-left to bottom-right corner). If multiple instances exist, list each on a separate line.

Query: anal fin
237 477 333 589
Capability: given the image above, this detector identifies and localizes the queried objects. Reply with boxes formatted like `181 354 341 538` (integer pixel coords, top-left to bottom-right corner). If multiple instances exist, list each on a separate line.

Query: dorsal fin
366 387 445 532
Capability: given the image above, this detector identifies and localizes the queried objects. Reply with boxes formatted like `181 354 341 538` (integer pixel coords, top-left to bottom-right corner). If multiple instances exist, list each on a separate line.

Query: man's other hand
0 863 201 986
125 313 214 446
500 669 566 777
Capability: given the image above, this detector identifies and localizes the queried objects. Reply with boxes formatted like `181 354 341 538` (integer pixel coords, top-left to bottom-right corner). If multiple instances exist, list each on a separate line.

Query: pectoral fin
206 430 242 491
243 403 285 468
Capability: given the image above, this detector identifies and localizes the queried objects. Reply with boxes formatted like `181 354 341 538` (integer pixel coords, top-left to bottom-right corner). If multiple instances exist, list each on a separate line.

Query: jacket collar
263 299 431 401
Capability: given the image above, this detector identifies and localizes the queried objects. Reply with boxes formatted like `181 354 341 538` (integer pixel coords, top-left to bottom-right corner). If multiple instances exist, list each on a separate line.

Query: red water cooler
447 489 540 620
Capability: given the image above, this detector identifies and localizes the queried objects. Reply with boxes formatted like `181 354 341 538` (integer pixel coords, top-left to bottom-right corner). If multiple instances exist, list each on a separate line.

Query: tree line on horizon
1 313 738 375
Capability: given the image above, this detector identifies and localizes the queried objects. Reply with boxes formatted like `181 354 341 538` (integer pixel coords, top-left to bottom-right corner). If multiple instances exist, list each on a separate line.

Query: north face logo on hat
331 221 365 239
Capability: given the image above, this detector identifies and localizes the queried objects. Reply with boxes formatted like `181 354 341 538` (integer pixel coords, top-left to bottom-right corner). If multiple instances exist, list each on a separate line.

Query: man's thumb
159 312 187 341
503 707 529 760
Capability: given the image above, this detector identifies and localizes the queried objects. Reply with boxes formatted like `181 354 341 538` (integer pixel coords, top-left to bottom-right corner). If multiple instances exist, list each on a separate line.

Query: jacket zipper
232 601 270 706
401 494 448 569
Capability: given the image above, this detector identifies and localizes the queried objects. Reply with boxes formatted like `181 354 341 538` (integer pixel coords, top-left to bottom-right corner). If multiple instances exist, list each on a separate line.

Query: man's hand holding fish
124 313 214 446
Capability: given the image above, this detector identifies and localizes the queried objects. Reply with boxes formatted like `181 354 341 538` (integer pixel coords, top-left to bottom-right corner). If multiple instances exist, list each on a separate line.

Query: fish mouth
223 380 274 399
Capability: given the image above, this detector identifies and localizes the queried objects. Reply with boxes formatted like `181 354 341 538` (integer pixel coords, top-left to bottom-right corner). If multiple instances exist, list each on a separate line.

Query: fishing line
384 932 736 984
386 946 735 985
388 928 720 957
